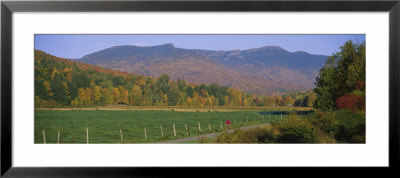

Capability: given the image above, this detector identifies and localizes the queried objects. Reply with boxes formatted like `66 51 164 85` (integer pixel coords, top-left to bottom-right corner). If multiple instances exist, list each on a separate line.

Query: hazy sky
35 34 365 59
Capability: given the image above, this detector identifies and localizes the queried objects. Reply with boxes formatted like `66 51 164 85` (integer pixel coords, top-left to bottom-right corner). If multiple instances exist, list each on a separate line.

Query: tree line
34 50 314 108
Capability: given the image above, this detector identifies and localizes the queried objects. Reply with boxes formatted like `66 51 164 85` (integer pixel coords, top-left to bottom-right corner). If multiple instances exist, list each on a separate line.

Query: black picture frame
1 0 399 177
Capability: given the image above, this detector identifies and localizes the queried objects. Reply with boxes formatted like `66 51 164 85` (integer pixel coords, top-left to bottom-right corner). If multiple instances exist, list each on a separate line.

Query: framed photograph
1 0 399 177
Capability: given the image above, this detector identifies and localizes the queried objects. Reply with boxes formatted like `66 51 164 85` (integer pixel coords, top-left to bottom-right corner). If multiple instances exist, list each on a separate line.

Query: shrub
334 109 365 143
308 111 337 135
335 94 365 111
308 109 364 143
198 136 207 143
214 127 268 143
274 115 319 143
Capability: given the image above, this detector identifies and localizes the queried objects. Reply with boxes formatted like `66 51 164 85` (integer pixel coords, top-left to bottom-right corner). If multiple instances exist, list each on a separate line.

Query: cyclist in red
225 119 231 131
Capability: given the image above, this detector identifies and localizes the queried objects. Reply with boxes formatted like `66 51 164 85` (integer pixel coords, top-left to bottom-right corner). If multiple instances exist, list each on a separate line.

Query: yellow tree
224 95 229 106
61 82 70 98
118 86 126 102
131 84 142 105
102 88 113 104
85 88 92 105
123 90 129 104
243 98 249 106
163 94 168 106
200 89 208 97
90 80 96 89
176 91 186 106
137 76 146 86
128 93 133 105
275 96 283 106
93 86 101 104
283 95 295 106
43 81 53 97
78 88 86 106
113 88 120 104
207 97 213 106
192 91 199 106
242 94 248 106
210 95 216 106
230 89 240 105
238 91 243 105
63 67 73 81
186 97 193 106
71 98 78 107
50 68 59 80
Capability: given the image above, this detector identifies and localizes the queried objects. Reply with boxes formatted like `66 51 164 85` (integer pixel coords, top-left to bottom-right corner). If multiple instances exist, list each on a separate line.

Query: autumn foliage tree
335 94 365 111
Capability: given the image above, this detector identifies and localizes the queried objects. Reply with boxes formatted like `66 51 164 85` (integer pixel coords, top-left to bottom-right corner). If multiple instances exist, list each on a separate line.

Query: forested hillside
34 50 314 108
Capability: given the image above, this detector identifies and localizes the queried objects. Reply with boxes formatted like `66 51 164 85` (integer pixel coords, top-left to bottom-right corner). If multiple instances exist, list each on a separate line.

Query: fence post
86 128 89 144
160 125 164 137
198 122 201 132
281 113 282 120
42 130 46 144
247 117 248 123
120 129 123 143
220 121 222 130
208 123 211 132
173 123 176 137
57 131 60 144
185 124 189 136
144 128 148 140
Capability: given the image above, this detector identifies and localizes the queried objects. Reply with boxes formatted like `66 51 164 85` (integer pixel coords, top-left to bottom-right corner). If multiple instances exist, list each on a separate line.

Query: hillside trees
293 91 317 107
34 50 312 108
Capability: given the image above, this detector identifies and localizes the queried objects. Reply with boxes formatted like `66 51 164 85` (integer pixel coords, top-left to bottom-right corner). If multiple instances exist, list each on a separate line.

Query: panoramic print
34 34 366 144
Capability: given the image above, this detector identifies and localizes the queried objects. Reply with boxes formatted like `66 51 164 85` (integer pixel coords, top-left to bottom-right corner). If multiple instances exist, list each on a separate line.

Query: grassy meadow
35 109 311 144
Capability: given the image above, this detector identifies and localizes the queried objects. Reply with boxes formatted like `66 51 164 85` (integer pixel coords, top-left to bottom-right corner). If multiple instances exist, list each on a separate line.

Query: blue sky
35 34 365 59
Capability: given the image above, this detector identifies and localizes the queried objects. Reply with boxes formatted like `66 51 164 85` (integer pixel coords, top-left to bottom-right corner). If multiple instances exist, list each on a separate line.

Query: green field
35 110 308 144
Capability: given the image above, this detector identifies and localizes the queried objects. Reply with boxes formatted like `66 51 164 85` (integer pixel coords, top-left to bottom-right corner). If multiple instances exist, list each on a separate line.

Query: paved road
157 123 269 143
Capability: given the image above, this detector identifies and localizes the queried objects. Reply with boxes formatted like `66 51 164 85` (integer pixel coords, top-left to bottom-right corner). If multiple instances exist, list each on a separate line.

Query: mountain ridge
77 44 328 95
